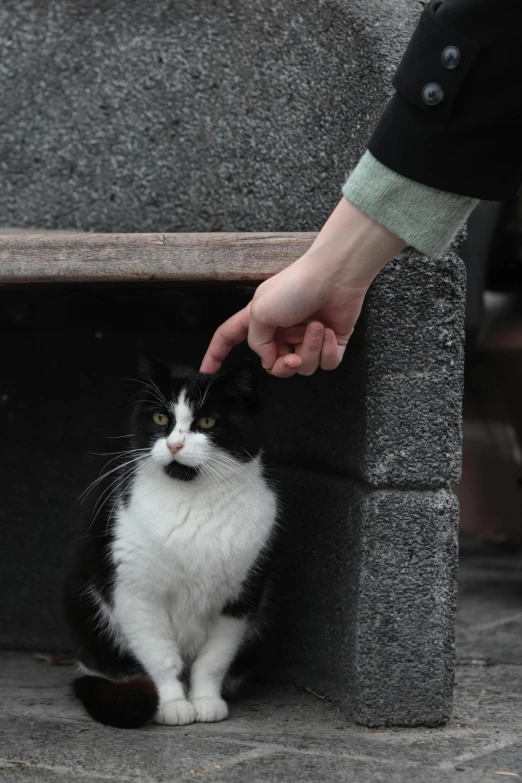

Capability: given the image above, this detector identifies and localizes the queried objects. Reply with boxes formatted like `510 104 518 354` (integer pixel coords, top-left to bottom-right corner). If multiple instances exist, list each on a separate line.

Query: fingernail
309 325 322 338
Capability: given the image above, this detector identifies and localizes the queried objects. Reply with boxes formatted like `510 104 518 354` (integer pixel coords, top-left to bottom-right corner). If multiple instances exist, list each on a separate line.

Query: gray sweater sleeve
342 151 479 258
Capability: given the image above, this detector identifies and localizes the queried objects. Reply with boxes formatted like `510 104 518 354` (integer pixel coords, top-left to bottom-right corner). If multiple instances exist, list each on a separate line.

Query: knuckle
263 313 279 330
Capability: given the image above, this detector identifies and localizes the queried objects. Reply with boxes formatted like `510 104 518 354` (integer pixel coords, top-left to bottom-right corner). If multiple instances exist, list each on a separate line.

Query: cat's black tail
73 675 158 729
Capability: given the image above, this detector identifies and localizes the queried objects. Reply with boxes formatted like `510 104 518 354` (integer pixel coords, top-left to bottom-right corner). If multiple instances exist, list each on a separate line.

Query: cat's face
130 358 260 481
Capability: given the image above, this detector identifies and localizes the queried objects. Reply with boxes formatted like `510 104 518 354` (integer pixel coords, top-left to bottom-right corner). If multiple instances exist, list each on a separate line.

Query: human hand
200 267 368 378
200 199 406 378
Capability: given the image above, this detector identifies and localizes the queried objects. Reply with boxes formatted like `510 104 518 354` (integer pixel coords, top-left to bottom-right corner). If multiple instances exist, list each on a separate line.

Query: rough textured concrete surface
0 0 465 728
262 247 466 488
0 0 418 232
361 245 466 489
1 551 522 782
265 470 459 726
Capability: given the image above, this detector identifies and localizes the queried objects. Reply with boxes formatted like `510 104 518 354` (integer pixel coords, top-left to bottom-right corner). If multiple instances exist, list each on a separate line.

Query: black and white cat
64 357 278 729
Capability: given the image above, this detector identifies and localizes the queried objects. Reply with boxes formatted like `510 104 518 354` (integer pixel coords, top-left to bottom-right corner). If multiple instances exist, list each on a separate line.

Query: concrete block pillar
262 250 465 726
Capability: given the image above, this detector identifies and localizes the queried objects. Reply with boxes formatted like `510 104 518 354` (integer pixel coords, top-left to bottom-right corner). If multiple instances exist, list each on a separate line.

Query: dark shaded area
0 282 363 652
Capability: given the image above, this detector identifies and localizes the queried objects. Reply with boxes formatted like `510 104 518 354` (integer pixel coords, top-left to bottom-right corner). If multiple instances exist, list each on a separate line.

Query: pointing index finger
200 305 251 374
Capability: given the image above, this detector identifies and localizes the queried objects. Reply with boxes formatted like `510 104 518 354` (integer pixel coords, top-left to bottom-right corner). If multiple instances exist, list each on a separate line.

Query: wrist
303 198 406 287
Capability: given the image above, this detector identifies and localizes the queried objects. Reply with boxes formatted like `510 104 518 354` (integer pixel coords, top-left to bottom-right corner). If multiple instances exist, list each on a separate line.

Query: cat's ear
137 346 168 382
223 359 258 400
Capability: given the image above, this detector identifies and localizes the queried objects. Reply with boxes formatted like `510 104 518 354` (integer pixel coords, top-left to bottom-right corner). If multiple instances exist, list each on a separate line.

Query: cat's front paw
155 698 196 726
192 697 229 723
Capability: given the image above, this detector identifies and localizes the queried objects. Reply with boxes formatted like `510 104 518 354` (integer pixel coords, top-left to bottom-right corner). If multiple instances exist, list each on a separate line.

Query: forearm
304 195 406 286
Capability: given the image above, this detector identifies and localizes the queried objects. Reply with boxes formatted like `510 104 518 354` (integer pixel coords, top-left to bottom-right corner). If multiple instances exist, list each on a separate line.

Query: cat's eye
153 412 169 427
197 416 216 429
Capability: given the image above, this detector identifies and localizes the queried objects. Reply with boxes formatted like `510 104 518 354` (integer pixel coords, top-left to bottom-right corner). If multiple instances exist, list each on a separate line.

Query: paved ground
1 547 521 782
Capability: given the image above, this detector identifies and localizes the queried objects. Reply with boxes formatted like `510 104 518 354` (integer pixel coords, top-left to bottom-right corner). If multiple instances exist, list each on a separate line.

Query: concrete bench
0 0 465 727
0 231 464 727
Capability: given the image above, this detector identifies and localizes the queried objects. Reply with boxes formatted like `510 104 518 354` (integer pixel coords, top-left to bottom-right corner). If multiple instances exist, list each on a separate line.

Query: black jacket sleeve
368 0 522 201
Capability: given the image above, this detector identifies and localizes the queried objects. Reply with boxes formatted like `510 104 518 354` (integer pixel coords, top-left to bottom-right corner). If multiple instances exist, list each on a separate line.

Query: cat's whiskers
203 459 239 496
91 467 134 524
123 377 168 409
202 458 248 492
147 377 169 407
96 455 154 526
88 448 150 474
83 450 150 493
200 463 239 508
91 458 149 522
203 453 260 493
199 464 228 505
198 374 217 409
201 459 244 498
104 457 155 536
90 448 149 458
213 452 262 486
79 453 150 504
193 381 203 410
126 392 164 410
123 377 168 404
205 449 256 470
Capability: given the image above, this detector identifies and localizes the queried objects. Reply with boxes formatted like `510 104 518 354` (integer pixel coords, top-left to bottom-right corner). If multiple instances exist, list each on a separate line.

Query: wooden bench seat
0 233 316 284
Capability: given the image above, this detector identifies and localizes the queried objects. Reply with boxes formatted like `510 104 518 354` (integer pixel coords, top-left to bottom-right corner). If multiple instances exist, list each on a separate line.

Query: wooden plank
0 232 317 284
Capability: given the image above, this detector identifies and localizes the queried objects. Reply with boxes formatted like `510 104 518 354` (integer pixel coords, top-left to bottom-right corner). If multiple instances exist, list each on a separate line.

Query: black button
441 45 461 69
422 83 444 106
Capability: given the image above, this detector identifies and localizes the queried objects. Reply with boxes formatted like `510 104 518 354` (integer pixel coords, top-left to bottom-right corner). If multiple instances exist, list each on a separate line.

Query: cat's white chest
111 461 276 639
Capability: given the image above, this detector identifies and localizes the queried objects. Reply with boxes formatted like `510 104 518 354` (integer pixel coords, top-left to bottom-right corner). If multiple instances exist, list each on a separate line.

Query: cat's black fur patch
63 491 144 680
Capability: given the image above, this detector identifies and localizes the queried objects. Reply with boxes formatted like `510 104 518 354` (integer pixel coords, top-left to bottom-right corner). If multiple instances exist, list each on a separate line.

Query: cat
63 355 278 729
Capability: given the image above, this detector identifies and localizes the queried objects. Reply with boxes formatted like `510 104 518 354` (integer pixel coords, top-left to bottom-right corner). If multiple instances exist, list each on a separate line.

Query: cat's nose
168 440 184 455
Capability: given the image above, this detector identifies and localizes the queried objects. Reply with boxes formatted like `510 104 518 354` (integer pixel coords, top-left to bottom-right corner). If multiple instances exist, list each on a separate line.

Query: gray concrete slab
1 549 522 783
257 471 459 727
1 647 521 783
457 554 522 665
0 0 418 234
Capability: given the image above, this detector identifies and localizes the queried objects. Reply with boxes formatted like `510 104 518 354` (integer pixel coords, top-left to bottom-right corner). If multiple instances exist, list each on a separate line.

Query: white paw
192 697 229 723
155 698 196 726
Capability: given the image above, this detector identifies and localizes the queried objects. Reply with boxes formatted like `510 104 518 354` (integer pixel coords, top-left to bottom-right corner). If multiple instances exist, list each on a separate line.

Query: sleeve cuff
342 151 478 258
